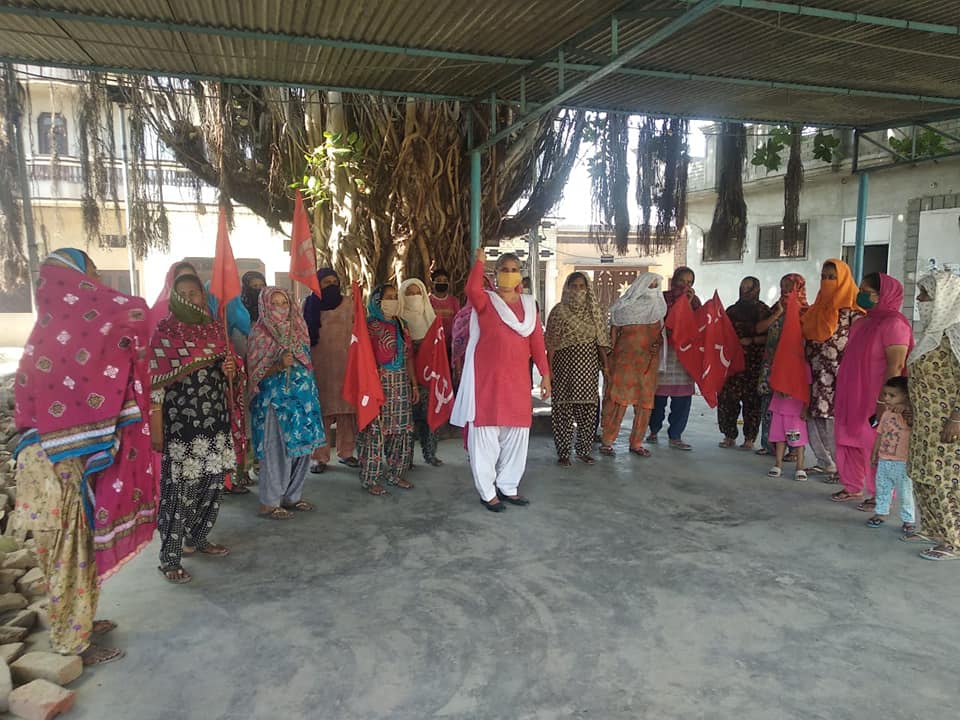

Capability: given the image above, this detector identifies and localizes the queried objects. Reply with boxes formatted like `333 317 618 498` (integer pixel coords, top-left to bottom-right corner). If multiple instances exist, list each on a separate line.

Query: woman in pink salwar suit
831 272 913 508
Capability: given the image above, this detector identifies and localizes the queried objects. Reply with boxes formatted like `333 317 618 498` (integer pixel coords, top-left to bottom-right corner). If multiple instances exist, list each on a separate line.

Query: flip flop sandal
158 566 192 584
669 441 692 451
646 434 659 443
804 465 826 474
754 448 770 456
392 479 415 490
92 620 118 636
339 457 361 468
258 507 294 520
794 471 808 482
719 439 736 449
866 516 885 528
192 543 230 557
310 462 327 474
900 530 937 544
767 467 783 478
629 447 651 458
283 500 314 512
599 446 615 457
81 645 125 666
577 455 597 465
920 546 960 561
558 457 572 467
365 484 389 496
830 490 863 502
856 499 877 512
821 474 841 484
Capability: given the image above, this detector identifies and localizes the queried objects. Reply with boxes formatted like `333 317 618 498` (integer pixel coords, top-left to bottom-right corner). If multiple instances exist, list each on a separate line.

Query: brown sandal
830 490 863 502
282 500 314 512
258 507 294 520
81 644 125 666
158 566 192 584
365 484 389 496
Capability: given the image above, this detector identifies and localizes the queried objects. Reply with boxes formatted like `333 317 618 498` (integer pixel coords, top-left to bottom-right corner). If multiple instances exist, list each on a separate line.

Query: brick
8 679 76 720
0 594 27 614
16 569 46 599
26 601 49 631
0 658 11 712
2 550 36 571
11 652 82 686
0 610 36 631
0 626 29 643
0 642 26 665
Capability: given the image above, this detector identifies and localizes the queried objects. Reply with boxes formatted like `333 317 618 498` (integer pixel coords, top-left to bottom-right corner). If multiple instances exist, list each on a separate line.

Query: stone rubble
0 373 87 719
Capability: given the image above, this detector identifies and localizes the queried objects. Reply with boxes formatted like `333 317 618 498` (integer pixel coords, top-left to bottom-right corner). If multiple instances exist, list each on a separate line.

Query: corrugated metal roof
0 0 958 127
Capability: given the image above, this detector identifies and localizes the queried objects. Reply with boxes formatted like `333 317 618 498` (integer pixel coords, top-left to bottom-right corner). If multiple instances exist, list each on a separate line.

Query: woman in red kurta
451 249 550 511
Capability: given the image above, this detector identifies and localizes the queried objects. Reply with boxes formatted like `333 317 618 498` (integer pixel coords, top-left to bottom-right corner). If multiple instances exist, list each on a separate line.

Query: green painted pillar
470 150 481 252
853 172 869 283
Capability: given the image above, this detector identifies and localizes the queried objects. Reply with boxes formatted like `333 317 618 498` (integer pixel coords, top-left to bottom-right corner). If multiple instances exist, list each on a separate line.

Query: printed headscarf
781 273 809 309
801 258 859 341
367 284 408 371
545 273 610 352
910 271 960 367
14 249 156 579
150 274 228 389
399 278 437 341
246 286 312 391
611 272 669 327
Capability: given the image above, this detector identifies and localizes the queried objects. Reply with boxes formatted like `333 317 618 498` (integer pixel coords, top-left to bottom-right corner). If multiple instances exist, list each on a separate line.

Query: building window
101 234 127 249
98 270 132 295
841 215 891 276
37 113 69 156
757 223 808 260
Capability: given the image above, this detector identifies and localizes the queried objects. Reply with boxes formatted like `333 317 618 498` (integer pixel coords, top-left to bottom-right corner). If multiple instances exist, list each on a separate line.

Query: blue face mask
856 290 876 310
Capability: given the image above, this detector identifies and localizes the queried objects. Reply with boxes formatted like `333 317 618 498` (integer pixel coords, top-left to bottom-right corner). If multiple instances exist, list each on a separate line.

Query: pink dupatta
15 251 157 581
835 273 914 448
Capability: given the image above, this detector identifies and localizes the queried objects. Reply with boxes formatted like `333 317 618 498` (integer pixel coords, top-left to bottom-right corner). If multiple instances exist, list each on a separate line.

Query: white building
0 68 292 346
684 123 960 319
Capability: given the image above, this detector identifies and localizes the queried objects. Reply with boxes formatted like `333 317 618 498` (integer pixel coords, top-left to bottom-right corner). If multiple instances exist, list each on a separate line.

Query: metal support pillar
470 150 481 252
117 104 139 296
853 172 869 283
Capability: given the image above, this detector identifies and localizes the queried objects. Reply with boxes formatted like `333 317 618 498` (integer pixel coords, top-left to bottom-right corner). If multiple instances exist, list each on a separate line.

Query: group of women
11 245 960 669
712 259 960 561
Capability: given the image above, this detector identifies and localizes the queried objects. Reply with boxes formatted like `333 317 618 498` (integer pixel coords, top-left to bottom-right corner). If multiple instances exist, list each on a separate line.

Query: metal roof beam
712 1 960 35
0 56 474 103
477 0 726 151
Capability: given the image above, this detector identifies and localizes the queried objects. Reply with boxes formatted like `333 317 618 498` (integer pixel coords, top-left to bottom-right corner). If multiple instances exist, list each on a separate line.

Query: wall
685 161 960 307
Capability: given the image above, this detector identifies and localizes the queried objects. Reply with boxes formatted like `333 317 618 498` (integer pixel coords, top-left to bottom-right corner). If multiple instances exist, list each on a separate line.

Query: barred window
757 223 807 260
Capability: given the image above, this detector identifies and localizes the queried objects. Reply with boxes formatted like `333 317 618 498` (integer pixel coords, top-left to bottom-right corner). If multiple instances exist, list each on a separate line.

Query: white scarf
450 291 537 427
909 271 960 367
610 272 667 327
399 278 437 341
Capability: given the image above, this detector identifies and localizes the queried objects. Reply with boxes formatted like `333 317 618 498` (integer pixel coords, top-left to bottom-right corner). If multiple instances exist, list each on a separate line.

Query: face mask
434 283 449 294
318 284 342 310
404 296 424 314
380 298 399 318
568 289 587 305
498 271 522 291
856 291 876 310
917 300 934 328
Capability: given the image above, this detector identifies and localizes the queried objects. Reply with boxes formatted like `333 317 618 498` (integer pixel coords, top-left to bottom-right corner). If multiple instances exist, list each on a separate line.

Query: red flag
342 283 385 431
665 294 702 381
209 206 242 318
695 292 745 408
414 317 454 430
769 291 809 403
289 191 322 297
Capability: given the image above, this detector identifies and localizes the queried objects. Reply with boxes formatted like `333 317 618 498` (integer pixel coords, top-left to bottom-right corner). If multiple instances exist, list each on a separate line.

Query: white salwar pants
467 425 530 502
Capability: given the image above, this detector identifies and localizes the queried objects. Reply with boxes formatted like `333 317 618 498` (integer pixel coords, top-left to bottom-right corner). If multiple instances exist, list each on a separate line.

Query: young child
866 376 916 534
767 362 811 481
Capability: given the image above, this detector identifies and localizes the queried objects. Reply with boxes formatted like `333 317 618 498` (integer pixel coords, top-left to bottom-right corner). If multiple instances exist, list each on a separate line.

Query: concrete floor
64 399 959 720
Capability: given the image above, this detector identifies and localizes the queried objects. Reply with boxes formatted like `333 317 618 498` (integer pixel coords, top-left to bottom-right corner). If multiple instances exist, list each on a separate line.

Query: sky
553 120 709 227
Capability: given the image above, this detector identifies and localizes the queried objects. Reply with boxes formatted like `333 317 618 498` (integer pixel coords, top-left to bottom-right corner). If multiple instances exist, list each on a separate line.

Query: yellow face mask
497 271 522 291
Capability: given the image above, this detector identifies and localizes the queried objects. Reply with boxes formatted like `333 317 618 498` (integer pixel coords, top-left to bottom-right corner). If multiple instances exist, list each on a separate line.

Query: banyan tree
0 67 587 291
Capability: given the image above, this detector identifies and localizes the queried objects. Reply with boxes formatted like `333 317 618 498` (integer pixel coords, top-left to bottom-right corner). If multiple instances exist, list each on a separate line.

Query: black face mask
242 286 262 321
317 283 343 311
434 282 449 294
